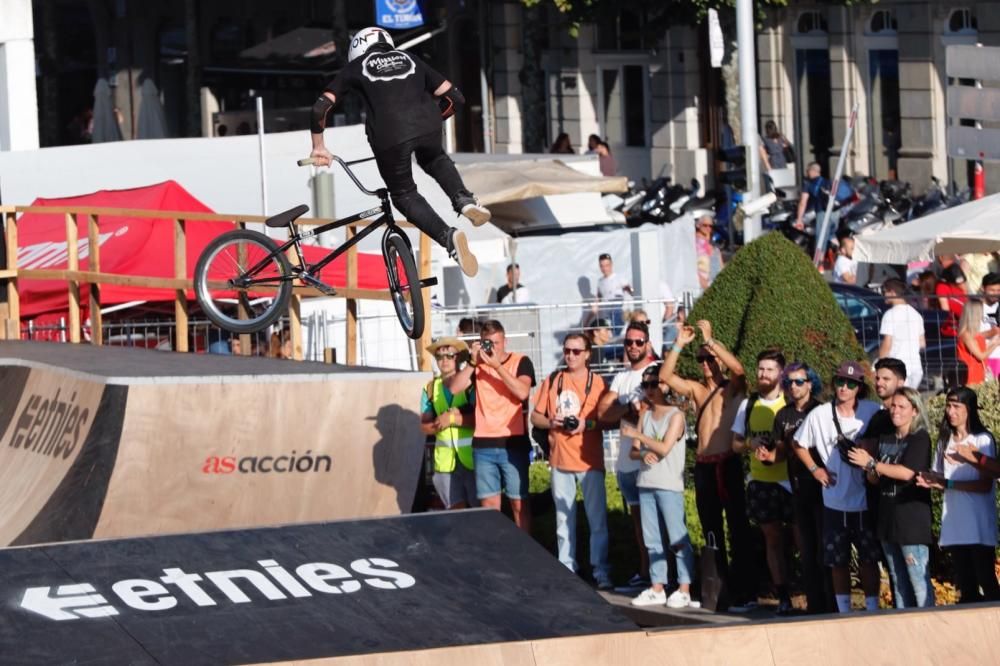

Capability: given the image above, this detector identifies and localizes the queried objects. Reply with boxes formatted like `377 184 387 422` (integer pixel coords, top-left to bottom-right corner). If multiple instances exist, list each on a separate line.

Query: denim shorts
474 447 530 500
616 469 640 507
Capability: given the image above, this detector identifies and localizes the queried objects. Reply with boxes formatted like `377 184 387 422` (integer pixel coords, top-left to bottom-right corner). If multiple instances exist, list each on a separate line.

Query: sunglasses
633 319 650 326
834 377 861 389
641 380 660 389
624 338 647 347
784 378 809 387
696 355 714 364
435 352 458 360
563 347 587 356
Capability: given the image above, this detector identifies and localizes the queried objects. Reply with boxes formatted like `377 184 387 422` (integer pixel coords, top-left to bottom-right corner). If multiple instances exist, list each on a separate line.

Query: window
598 64 648 148
796 11 828 35
947 8 978 35
868 10 898 35
596 8 653 50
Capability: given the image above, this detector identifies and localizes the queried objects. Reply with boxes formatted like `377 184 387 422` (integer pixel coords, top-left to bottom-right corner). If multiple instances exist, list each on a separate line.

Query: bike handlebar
297 155 381 197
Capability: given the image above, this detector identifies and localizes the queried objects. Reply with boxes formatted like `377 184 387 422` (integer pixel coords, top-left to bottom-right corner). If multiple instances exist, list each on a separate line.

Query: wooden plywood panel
94 375 427 539
266 641 539 666
0 369 104 544
529 628 776 665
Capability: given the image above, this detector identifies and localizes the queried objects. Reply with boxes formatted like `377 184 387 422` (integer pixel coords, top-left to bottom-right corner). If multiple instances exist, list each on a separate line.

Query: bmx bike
193 155 435 340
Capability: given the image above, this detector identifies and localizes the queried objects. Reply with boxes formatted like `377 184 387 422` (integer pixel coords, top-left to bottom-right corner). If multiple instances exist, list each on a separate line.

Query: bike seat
265 204 309 228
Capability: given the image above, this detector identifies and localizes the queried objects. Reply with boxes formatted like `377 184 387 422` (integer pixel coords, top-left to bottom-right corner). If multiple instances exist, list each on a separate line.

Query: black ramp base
1 510 634 665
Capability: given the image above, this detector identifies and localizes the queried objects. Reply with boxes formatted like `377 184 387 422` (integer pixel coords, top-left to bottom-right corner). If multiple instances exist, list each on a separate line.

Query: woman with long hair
549 132 574 154
918 387 1000 603
622 364 695 609
760 120 791 172
848 388 934 607
936 263 968 337
956 300 1000 385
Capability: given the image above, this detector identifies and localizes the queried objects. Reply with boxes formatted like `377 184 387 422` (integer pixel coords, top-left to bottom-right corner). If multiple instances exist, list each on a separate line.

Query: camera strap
555 369 594 406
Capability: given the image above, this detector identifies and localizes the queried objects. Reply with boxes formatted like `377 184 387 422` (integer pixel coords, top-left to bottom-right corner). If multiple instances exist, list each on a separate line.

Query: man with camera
793 360 881 613
732 348 792 615
531 333 610 589
447 320 535 532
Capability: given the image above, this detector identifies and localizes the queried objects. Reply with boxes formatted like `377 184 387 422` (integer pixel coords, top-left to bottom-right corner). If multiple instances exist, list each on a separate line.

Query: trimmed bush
683 232 867 389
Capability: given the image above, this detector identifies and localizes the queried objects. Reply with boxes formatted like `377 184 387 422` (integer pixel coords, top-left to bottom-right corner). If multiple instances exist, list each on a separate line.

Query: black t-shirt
472 355 536 450
495 283 523 303
861 408 893 444
772 399 820 485
875 430 933 544
324 48 447 152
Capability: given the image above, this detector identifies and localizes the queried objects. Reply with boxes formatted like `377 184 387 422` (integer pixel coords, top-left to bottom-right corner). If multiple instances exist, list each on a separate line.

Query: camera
562 415 580 431
481 339 494 354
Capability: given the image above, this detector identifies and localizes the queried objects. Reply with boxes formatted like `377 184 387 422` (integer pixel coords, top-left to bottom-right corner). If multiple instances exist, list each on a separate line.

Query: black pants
374 130 472 248
791 473 835 613
949 544 1000 603
694 455 756 604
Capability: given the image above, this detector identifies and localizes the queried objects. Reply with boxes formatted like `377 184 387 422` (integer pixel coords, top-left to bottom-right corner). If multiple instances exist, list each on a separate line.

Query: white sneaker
446 229 478 277
460 201 492 226
631 587 667 607
666 590 692 609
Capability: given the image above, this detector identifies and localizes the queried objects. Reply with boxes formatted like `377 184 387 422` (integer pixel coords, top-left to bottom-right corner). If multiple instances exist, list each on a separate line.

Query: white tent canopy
853 192 1000 263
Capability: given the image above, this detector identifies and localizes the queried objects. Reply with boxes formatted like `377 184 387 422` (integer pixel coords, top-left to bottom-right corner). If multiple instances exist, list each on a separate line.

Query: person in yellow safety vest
420 337 477 509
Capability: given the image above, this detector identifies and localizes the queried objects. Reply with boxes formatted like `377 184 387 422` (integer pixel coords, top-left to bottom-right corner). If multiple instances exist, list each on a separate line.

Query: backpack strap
743 393 759 439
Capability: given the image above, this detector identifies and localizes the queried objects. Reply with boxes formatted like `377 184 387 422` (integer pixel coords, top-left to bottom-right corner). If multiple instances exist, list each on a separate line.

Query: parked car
829 282 960 392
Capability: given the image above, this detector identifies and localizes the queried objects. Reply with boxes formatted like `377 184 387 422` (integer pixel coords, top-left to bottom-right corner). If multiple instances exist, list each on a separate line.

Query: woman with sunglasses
848 388 934 607
917 387 999 603
622 364 695 608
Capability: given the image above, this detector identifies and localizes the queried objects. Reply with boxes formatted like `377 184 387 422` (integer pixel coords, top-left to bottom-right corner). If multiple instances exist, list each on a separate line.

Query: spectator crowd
420 303 1000 613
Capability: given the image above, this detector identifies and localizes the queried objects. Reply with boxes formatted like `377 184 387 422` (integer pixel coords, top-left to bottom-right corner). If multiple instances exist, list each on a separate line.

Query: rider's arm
434 81 465 120
310 92 336 142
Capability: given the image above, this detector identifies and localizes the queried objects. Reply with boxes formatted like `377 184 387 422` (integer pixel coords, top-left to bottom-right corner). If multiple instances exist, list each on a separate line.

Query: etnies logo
202 450 332 475
6 389 91 460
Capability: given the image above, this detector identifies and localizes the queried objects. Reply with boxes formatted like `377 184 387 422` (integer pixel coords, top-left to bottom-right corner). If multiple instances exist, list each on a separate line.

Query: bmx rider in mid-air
309 26 488 278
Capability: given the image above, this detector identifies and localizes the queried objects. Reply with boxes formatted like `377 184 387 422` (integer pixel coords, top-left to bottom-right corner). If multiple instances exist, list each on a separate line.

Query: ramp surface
0 341 427 546
1 510 633 665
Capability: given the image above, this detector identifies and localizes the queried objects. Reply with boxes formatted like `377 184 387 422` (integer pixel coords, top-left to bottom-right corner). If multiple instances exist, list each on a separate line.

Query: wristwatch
865 459 877 473
807 464 818 473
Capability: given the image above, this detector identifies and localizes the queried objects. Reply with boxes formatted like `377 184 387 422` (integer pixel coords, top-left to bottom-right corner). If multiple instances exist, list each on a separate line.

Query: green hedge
683 232 866 390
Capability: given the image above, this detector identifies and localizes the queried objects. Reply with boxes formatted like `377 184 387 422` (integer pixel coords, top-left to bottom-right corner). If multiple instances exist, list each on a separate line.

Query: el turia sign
20 557 416 621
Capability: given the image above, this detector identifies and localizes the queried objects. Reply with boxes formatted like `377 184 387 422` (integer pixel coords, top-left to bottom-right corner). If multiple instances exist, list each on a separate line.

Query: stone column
0 0 39 152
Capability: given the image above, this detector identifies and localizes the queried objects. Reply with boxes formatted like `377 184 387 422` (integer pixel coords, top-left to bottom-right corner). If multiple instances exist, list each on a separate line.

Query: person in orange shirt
531 333 610 589
448 320 536 532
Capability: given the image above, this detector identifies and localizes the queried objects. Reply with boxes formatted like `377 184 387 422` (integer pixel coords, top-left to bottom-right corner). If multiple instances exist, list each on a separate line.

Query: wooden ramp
0 341 428 546
319 604 1000 666
1 511 633 664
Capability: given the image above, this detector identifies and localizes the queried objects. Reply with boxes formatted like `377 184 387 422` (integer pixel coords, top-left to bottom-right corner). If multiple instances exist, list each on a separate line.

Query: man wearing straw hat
420 337 477 509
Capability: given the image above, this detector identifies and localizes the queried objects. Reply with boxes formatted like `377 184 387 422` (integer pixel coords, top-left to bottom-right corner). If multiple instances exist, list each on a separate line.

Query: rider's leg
412 131 491 226
375 139 478 277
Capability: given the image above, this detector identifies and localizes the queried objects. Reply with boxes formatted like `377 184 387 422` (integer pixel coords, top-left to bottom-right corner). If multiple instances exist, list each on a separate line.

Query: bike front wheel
384 232 425 340
194 229 293 334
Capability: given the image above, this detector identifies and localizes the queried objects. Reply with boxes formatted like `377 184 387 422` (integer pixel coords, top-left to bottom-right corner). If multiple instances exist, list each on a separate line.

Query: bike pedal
419 277 438 288
300 275 337 296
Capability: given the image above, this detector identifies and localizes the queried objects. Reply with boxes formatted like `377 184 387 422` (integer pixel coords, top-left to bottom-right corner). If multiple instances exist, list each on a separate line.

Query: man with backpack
531 333 610 589
419 337 476 509
732 348 792 615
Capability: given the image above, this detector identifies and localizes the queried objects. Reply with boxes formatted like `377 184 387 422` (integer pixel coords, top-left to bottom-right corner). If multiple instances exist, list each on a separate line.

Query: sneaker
727 600 759 613
631 587 667 607
614 573 649 594
594 577 613 591
776 598 794 616
446 229 478 277
666 590 693 609
454 195 492 227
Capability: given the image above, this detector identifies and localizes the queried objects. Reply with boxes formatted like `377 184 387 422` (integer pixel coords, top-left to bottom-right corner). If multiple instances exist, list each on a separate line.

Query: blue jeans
551 469 610 581
639 488 694 586
882 542 934 608
473 447 529 500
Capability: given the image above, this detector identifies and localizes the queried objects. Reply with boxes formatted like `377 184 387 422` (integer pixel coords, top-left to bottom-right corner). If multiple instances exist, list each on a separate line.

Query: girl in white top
622 364 695 609
918 386 1000 602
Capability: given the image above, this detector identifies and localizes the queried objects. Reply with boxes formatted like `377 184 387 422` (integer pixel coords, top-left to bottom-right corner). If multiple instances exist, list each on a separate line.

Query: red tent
16 181 390 318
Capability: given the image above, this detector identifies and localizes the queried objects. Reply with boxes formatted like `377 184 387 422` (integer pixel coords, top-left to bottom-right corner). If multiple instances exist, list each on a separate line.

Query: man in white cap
420 337 476 509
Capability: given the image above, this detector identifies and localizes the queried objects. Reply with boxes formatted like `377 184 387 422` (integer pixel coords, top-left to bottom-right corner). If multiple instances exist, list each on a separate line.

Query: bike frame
237 156 405 289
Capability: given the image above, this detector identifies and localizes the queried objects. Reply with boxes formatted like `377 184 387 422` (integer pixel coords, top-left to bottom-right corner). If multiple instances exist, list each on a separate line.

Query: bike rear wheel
194 229 293 334
384 232 424 340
